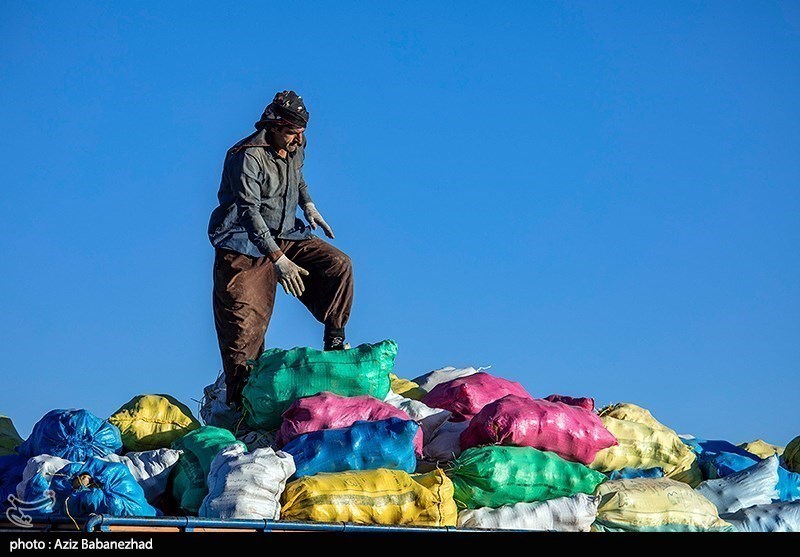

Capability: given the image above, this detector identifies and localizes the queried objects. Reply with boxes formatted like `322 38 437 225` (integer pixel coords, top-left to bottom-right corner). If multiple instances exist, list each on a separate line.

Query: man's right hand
273 254 310 297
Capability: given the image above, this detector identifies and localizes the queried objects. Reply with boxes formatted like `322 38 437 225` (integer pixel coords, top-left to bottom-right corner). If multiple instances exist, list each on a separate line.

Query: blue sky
1 1 798 447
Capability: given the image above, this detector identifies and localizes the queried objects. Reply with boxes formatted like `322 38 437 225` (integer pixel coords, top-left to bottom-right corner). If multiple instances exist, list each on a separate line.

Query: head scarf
254 90 309 130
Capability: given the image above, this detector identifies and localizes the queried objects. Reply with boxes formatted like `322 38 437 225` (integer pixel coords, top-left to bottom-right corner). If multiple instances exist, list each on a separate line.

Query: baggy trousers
212 236 354 405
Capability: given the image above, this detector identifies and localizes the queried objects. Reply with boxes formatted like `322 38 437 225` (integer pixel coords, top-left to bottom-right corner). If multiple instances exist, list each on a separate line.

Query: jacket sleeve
297 141 314 207
233 151 281 257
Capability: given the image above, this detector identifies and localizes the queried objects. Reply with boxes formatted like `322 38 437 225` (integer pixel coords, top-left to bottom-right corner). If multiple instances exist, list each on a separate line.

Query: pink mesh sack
460 394 618 464
276 391 423 456
420 372 533 422
544 394 595 412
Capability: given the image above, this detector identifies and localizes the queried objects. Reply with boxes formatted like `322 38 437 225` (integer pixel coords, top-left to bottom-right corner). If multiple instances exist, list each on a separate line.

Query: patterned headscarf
254 90 310 130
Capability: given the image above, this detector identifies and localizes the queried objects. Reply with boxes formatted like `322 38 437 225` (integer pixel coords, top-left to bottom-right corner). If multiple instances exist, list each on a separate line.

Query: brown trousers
212 236 354 404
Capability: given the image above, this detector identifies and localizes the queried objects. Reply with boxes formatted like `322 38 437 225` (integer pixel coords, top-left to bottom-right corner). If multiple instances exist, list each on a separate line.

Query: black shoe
324 336 346 351
324 326 348 351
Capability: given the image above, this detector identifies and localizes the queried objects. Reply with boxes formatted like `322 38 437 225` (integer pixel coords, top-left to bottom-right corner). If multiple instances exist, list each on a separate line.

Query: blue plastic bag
608 466 665 480
694 440 800 502
282 417 418 478
50 457 156 517
18 409 122 461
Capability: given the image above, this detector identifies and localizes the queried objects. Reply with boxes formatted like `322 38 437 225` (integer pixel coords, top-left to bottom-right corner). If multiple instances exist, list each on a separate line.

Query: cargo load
276 391 422 455
243 340 397 430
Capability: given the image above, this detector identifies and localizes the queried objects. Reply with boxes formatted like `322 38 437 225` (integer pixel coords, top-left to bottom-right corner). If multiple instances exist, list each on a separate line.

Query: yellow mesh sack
593 477 733 532
739 439 784 459
281 468 457 526
0 416 23 456
598 402 675 433
784 435 800 473
109 394 201 451
389 373 427 400
590 416 701 486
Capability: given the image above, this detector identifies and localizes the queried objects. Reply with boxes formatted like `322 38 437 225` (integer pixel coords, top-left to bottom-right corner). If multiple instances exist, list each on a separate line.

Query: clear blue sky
1 1 798 447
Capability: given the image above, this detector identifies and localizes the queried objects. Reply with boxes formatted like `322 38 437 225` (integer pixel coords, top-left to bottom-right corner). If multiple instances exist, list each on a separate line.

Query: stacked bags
12 409 156 519
681 437 800 531
170 426 245 515
412 368 617 530
282 418 419 479
12 395 201 521
226 340 455 527
243 340 398 430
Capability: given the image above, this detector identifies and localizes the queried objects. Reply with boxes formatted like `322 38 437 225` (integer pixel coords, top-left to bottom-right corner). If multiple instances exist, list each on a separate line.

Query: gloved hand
303 202 335 239
273 254 310 297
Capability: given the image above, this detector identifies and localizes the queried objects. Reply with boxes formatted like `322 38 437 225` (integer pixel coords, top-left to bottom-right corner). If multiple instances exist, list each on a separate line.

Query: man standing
208 90 354 407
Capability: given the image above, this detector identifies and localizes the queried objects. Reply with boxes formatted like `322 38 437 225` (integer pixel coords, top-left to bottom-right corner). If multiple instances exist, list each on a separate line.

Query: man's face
271 125 305 154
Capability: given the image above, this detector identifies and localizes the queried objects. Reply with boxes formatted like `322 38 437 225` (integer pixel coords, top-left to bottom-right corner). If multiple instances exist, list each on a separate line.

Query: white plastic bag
411 365 487 393
383 391 452 444
16 454 70 499
199 371 243 431
102 449 182 503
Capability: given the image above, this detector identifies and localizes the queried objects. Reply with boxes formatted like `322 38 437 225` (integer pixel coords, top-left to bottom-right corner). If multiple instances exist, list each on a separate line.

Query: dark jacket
208 129 315 258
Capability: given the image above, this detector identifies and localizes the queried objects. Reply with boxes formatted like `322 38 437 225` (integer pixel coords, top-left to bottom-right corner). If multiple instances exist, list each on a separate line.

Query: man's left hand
303 202 335 239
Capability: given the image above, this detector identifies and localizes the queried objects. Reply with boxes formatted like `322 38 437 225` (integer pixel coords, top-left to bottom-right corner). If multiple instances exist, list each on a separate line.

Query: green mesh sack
242 340 397 430
0 416 23 456
449 445 607 510
170 426 245 514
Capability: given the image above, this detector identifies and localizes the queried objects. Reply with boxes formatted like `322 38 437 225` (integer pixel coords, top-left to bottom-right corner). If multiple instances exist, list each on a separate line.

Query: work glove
302 202 335 239
274 254 310 297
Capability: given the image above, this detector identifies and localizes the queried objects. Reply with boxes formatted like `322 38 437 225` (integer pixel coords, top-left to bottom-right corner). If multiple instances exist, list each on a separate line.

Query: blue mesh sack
282 417 418 479
50 457 156 518
18 409 122 461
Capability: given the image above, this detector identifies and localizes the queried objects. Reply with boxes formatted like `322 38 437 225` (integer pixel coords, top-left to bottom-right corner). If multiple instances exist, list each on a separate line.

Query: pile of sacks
2 338 800 532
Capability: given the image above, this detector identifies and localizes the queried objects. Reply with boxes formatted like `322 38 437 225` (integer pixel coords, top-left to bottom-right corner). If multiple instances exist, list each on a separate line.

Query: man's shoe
324 336 347 351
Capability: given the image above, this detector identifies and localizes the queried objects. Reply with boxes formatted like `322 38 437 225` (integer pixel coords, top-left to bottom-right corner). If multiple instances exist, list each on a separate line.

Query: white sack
457 493 599 532
723 501 800 532
199 444 295 520
102 449 182 503
422 419 468 462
